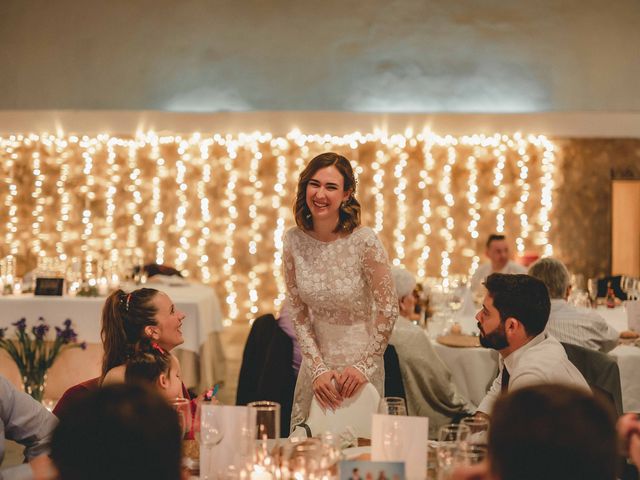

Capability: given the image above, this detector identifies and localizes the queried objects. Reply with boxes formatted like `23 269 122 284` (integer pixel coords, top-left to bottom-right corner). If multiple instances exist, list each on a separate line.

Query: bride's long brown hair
294 152 361 234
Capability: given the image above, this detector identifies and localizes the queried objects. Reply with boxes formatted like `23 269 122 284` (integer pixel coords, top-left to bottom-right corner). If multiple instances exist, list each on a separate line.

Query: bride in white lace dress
283 152 398 431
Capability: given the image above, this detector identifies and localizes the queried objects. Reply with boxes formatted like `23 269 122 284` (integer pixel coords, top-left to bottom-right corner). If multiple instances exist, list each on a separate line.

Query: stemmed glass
196 403 225 480
622 276 639 301
379 397 407 416
587 278 598 307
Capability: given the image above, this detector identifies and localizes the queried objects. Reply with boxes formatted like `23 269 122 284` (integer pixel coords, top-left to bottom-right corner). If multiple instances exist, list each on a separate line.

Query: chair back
561 342 623 416
236 313 296 434
302 382 380 438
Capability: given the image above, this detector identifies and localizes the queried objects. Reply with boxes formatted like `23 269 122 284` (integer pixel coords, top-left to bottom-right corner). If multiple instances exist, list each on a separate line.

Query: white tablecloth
0 283 223 352
430 305 640 413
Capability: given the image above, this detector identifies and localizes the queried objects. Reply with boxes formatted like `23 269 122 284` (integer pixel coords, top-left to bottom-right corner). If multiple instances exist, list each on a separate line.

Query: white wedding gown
283 226 398 431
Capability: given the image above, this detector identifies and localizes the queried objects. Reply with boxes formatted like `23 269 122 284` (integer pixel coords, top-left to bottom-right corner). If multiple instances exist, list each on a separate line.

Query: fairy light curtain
0 131 555 324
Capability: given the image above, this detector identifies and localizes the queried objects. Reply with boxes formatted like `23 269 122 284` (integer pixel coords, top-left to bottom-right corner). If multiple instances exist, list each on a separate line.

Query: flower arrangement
0 317 86 401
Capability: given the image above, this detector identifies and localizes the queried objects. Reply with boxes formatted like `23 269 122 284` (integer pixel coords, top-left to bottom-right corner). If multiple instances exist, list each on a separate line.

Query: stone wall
551 138 640 278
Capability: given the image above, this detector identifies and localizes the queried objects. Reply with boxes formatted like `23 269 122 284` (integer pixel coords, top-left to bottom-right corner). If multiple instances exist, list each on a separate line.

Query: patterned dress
283 226 398 430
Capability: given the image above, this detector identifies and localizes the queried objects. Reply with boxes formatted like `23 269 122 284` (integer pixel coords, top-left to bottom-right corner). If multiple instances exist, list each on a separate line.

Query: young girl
125 342 184 401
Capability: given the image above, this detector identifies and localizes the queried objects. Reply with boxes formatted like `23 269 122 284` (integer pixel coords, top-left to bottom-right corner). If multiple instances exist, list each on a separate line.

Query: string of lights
0 130 556 323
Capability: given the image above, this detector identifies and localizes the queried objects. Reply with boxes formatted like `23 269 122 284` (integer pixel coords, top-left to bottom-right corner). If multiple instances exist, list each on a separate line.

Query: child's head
125 342 183 400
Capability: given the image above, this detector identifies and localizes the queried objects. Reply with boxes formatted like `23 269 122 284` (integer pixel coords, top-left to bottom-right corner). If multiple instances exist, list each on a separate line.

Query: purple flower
32 323 49 340
12 318 27 332
56 320 78 344
79 341 87 350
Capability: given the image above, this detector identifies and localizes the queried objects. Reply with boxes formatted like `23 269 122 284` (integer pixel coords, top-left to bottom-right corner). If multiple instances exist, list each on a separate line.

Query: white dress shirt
546 299 619 353
477 332 589 414
470 261 527 294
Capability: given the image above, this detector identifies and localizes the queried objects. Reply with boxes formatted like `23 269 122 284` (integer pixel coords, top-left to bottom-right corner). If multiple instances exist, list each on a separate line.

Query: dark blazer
236 314 297 435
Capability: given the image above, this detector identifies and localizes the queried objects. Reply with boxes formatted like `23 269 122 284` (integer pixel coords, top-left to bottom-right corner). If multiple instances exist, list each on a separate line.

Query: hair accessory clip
151 342 165 354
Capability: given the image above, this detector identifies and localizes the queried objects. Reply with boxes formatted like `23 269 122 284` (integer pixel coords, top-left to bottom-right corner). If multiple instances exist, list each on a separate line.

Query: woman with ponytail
101 288 185 385
283 152 398 431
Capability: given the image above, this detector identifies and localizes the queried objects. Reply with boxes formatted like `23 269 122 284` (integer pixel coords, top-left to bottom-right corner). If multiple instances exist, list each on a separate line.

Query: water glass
454 445 487 465
379 396 407 416
436 424 471 479
460 417 489 447
170 398 192 438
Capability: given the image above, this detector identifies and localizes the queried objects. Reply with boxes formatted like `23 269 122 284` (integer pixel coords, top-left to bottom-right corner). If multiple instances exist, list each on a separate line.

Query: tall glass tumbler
248 401 281 441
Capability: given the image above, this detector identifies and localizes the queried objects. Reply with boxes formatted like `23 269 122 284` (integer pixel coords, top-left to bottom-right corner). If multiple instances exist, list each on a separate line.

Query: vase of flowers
0 317 86 402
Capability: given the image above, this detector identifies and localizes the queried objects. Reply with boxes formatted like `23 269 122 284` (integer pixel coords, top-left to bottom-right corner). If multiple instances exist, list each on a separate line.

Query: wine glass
199 404 225 480
379 397 407 416
454 445 488 466
587 278 598 307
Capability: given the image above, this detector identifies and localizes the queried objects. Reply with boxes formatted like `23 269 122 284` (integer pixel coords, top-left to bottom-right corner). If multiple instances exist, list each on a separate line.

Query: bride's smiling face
305 166 350 223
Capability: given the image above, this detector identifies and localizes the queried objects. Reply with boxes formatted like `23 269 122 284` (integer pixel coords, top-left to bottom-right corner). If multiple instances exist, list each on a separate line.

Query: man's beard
478 321 509 350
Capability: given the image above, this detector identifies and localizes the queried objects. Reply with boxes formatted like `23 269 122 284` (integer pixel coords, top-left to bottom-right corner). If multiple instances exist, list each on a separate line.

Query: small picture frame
34 277 65 296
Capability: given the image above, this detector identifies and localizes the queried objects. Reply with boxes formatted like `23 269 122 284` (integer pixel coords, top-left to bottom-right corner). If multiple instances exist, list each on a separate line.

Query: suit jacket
236 314 297 435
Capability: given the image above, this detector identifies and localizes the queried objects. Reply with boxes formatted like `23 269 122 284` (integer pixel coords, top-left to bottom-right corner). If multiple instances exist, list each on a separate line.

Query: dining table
0 281 226 398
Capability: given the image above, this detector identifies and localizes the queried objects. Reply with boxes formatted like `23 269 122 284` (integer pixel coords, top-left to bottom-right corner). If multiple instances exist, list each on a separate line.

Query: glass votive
248 401 281 441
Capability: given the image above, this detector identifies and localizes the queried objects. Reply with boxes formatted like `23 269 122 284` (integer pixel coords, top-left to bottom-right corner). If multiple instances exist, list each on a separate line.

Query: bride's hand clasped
313 370 343 411
338 366 367 398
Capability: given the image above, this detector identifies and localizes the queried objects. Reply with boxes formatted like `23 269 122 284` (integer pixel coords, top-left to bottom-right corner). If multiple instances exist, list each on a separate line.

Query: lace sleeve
283 232 329 381
353 230 398 380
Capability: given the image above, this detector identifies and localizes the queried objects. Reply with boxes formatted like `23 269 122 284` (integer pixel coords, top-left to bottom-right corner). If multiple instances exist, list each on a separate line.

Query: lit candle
250 466 273 480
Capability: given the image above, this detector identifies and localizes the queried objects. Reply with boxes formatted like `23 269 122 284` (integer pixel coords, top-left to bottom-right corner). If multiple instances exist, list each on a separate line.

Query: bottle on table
606 281 616 309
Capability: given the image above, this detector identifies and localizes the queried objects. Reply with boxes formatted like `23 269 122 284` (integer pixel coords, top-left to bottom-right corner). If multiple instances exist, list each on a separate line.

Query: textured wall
1 0 640 111
551 138 640 278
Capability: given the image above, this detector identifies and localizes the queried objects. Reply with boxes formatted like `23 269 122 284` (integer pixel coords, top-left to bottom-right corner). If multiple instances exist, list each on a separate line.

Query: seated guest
528 257 620 352
453 384 618 480
101 288 186 386
0 375 58 480
470 234 526 295
476 274 588 416
389 267 475 436
125 341 185 400
142 263 183 278
50 384 185 480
